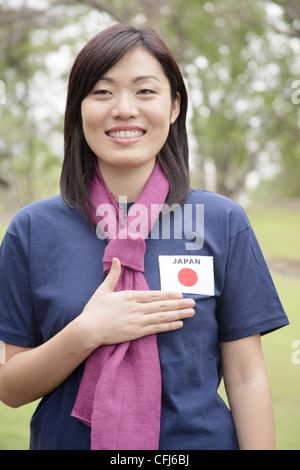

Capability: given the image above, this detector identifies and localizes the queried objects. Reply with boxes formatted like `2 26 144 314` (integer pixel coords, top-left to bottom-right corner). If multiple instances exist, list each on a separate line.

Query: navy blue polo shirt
0 190 288 450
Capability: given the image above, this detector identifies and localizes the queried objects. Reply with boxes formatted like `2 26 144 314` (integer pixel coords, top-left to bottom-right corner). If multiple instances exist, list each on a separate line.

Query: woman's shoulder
186 188 246 213
185 188 251 233
6 195 78 239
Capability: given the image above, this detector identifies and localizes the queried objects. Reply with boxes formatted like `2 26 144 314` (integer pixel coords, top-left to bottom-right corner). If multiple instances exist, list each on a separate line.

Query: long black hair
60 23 190 224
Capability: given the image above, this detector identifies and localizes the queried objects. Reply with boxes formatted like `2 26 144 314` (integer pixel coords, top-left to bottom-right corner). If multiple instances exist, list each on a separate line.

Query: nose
111 93 139 120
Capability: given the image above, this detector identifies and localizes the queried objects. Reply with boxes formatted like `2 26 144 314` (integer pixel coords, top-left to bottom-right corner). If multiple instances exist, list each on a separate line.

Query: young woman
0 24 288 450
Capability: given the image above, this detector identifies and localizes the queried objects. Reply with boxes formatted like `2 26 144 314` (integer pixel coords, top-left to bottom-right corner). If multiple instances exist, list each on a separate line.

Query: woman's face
81 47 180 177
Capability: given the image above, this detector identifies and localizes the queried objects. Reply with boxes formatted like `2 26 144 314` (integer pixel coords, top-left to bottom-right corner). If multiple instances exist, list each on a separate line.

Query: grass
247 203 300 448
0 202 299 450
246 205 300 262
262 274 300 450
0 401 38 450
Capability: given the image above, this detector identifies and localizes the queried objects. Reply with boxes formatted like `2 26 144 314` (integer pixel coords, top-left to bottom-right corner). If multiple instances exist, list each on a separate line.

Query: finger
139 297 195 315
101 257 122 293
139 304 196 335
142 306 195 326
129 290 184 303
141 320 185 336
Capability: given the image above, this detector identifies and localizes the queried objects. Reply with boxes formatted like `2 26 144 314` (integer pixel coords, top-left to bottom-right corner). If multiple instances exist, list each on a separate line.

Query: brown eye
93 90 112 96
137 89 156 95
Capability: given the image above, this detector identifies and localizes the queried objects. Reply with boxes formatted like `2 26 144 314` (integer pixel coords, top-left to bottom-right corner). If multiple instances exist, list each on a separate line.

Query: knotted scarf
71 160 169 450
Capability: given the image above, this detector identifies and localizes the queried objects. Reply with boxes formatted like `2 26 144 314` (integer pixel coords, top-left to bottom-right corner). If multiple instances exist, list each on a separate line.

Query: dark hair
60 23 190 224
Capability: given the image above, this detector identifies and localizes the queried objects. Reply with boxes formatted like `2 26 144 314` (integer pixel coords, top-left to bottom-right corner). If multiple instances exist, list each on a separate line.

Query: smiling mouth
106 129 146 139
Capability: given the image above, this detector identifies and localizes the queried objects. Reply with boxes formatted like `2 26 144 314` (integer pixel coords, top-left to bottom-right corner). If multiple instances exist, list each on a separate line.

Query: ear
170 92 181 124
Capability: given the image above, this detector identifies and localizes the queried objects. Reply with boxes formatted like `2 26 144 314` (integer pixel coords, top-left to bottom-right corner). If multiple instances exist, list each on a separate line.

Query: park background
0 0 299 450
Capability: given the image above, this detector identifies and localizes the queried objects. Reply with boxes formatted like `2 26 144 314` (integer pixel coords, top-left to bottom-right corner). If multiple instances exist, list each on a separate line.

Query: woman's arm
221 334 276 450
0 258 195 408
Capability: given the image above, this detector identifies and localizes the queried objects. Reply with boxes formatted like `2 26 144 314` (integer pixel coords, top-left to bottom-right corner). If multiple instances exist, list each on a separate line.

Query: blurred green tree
74 0 300 198
0 2 63 207
0 0 299 209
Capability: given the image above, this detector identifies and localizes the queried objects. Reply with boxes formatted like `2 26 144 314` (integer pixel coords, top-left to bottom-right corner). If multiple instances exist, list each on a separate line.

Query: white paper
158 255 214 295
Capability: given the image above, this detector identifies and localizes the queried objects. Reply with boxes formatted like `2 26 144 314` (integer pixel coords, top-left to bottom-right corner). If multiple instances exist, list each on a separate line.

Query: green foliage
0 0 299 208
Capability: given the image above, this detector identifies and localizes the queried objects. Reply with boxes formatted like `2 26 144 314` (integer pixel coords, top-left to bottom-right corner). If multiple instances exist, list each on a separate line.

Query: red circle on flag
178 268 198 287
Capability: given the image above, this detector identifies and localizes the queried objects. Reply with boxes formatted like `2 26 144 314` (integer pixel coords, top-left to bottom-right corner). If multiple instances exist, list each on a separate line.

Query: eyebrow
98 75 161 84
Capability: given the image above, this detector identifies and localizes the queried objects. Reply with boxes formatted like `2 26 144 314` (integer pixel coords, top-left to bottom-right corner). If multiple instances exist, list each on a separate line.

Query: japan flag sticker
158 255 214 295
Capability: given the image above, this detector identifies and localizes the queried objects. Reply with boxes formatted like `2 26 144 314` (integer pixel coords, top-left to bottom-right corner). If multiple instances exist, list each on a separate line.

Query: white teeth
108 130 144 138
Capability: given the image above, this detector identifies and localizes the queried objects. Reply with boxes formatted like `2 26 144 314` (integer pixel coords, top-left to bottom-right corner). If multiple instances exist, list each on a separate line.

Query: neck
97 161 156 203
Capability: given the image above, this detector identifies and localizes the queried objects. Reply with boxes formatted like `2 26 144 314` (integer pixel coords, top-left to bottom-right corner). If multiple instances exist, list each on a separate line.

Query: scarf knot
102 237 146 274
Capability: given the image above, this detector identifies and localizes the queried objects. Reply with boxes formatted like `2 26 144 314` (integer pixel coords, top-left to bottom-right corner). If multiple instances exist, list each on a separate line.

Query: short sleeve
217 226 289 342
0 231 41 347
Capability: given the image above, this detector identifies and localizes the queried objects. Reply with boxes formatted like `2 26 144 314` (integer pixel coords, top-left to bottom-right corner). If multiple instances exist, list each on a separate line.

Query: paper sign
158 255 214 295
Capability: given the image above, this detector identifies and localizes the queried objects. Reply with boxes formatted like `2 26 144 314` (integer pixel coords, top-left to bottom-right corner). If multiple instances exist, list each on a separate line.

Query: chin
99 156 156 170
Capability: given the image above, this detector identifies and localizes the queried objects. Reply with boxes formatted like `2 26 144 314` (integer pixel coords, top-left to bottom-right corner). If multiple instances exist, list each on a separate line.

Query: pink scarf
71 160 169 450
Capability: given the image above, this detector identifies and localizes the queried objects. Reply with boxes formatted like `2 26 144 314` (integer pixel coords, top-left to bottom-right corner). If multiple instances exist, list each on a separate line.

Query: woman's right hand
0 257 195 408
76 257 195 351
